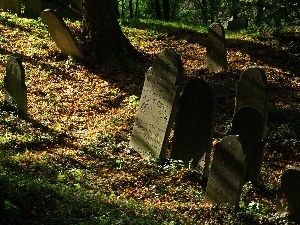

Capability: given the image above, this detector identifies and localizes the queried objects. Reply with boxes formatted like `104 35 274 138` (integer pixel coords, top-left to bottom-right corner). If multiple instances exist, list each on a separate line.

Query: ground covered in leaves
0 4 299 225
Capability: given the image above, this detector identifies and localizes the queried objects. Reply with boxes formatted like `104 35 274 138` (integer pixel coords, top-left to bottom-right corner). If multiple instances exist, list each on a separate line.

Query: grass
0 4 299 225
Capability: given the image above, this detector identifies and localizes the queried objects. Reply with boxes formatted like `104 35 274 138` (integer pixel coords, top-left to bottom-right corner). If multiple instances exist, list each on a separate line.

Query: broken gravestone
129 49 183 159
205 135 246 207
41 9 84 58
171 79 217 179
227 18 248 31
277 167 300 223
4 56 27 114
0 0 21 15
206 23 227 72
24 0 43 18
229 107 265 183
235 66 269 138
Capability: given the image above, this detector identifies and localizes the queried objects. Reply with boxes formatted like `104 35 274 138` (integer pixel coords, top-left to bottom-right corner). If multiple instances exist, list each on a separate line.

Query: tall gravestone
235 66 269 138
206 23 227 72
25 0 43 18
4 56 27 114
0 0 21 15
205 135 246 207
276 167 300 223
41 9 84 58
129 49 183 159
170 79 217 179
229 107 264 183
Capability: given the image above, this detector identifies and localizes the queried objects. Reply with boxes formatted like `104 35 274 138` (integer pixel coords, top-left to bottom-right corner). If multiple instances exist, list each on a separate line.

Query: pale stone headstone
277 167 300 223
41 9 84 58
206 23 227 72
235 66 269 138
227 18 248 31
171 79 217 179
0 0 21 15
129 49 183 159
205 135 246 207
229 107 264 183
4 56 27 114
24 0 43 18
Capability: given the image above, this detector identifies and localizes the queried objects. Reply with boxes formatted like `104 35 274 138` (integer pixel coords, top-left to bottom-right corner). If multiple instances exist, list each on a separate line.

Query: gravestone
0 0 21 14
4 56 27 114
171 79 217 179
276 167 300 223
41 9 84 58
235 66 269 138
229 107 264 183
206 23 227 72
227 18 248 31
24 0 43 18
129 49 183 159
205 135 246 207
70 0 83 12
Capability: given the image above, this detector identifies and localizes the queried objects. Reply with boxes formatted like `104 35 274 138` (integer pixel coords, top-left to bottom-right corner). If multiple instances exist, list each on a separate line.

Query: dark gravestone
171 79 217 179
205 135 246 207
206 23 227 72
277 167 300 223
129 49 183 159
0 0 21 14
70 0 83 12
227 18 248 31
229 107 264 183
235 66 269 139
41 9 84 58
4 56 27 114
24 0 43 18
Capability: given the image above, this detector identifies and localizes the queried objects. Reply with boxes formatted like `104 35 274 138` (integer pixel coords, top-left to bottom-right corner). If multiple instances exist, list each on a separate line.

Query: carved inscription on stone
171 79 217 179
205 135 246 207
4 56 27 114
130 49 183 159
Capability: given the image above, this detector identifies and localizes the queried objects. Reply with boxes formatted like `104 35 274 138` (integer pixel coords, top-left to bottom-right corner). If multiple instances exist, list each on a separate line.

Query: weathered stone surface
25 0 43 18
205 135 246 207
277 167 300 223
41 9 84 58
130 49 183 159
4 56 27 114
171 79 216 179
227 18 248 31
229 107 264 182
206 23 227 72
0 0 21 14
235 66 269 138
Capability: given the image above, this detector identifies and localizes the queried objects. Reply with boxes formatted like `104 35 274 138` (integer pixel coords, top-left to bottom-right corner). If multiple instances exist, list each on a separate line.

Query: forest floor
0 4 299 225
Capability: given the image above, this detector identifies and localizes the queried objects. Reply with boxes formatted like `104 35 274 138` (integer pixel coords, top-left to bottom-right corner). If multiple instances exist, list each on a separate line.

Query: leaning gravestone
235 66 269 138
0 0 21 14
24 0 43 18
129 49 183 159
205 135 246 207
276 167 300 223
229 107 264 183
4 56 27 114
206 23 227 72
171 79 217 179
41 9 84 58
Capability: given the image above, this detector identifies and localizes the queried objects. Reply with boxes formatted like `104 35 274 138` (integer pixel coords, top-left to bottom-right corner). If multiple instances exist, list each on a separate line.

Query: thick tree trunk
82 0 136 63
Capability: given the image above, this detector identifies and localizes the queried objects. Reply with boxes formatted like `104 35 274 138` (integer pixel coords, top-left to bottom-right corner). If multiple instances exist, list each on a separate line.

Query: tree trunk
256 0 264 25
135 0 139 17
129 0 134 17
162 0 170 21
82 0 136 63
153 0 162 20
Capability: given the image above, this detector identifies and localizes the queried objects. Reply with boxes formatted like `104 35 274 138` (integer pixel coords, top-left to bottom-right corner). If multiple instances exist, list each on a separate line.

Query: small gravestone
4 56 27 114
129 49 183 159
171 79 217 179
229 107 264 183
206 23 227 72
24 0 43 18
0 0 21 14
227 18 248 31
205 135 246 207
277 167 300 223
235 66 269 138
41 9 84 58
